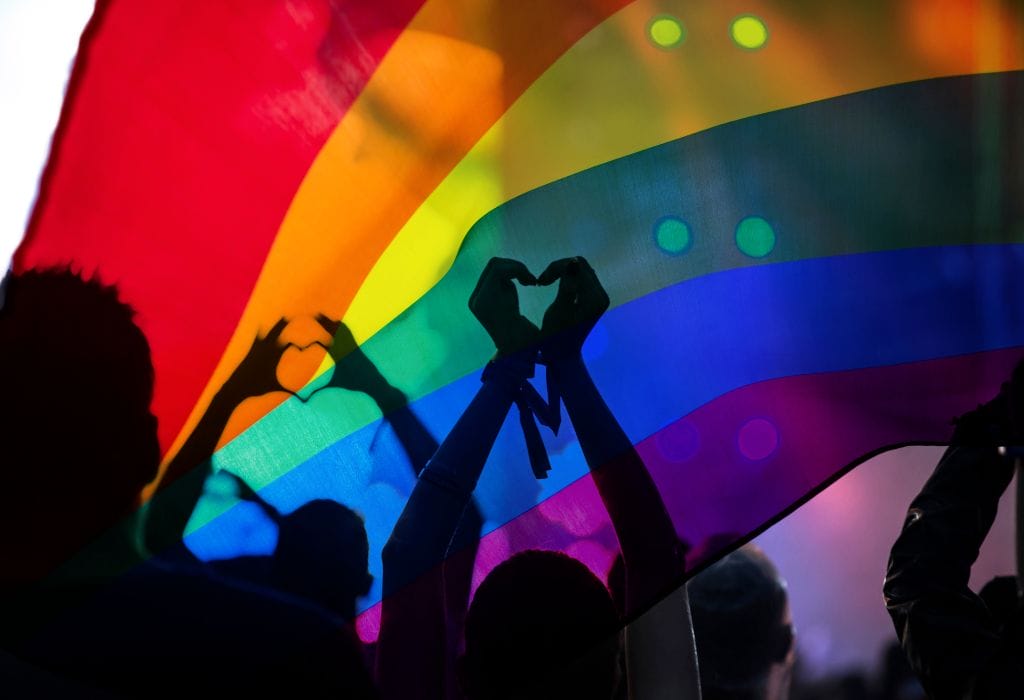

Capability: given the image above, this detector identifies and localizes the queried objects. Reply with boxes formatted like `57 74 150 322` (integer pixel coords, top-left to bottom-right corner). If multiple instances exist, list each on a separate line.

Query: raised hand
469 257 540 357
537 256 609 363
301 314 396 403
224 318 297 398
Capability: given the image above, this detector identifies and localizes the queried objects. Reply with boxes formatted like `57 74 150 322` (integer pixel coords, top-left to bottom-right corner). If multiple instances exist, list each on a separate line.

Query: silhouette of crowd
1 260 1019 698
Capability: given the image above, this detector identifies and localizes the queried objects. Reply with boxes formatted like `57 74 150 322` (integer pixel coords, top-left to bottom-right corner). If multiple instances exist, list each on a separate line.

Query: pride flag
14 0 1024 640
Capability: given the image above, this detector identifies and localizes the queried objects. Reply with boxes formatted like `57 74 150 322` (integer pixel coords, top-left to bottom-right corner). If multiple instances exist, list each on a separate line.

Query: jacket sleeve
883 444 1015 699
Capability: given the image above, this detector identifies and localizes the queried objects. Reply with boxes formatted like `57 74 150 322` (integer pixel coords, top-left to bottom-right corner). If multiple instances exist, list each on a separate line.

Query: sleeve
883 444 1015 699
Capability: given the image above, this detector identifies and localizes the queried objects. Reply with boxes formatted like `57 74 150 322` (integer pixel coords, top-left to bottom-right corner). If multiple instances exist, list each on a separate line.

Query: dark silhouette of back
0 269 377 698
0 269 159 585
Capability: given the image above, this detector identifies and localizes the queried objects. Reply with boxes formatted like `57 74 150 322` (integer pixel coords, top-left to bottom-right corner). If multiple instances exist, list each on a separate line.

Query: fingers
539 258 581 311
484 257 537 286
264 317 290 342
315 313 341 337
575 258 610 314
537 258 577 287
470 257 537 311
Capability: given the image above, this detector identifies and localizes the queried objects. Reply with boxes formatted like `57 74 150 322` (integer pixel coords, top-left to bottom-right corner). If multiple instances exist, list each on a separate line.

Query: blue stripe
187 243 1024 610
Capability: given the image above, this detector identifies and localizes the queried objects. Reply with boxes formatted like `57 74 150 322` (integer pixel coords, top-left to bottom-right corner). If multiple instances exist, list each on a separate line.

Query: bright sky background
0 0 1015 682
0 0 94 272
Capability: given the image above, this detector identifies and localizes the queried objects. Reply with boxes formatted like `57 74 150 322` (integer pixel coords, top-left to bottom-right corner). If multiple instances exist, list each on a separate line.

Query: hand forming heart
224 255 607 403
469 256 609 362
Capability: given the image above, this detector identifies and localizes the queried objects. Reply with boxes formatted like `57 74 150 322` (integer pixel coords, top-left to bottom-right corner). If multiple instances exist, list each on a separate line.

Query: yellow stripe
345 0 1024 343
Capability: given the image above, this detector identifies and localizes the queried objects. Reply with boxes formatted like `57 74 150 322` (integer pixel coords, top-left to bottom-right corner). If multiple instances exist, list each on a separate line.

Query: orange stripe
155 0 630 479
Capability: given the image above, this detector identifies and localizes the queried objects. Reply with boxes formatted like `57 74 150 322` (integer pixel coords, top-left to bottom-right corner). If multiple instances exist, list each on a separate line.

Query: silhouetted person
307 316 485 646
159 314 479 640
688 545 795 700
211 475 373 622
376 257 698 699
884 367 1024 699
0 268 376 697
0 269 158 585
461 549 622 698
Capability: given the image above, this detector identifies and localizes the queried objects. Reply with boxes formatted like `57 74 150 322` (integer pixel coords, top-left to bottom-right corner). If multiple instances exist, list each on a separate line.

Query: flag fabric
13 0 1024 643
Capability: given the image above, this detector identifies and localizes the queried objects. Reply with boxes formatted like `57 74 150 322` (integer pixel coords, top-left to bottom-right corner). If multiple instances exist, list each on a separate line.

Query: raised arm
539 257 698 699
884 390 1018 698
142 319 294 554
307 316 439 473
376 258 538 699
539 258 683 613
309 316 485 691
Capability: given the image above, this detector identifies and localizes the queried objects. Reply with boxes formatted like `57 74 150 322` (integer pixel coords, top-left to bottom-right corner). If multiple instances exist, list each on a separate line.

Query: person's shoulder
143 556 346 638
17 557 370 697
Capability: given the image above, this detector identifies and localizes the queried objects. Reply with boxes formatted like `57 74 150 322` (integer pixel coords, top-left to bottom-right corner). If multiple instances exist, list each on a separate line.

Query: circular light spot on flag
730 15 769 50
648 15 686 49
654 216 692 254
655 420 700 463
356 605 381 644
737 418 779 460
735 216 776 258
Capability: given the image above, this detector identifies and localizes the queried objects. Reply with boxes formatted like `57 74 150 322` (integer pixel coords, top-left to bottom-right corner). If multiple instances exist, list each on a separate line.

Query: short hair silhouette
271 499 372 619
460 549 621 699
688 545 793 700
1 268 159 582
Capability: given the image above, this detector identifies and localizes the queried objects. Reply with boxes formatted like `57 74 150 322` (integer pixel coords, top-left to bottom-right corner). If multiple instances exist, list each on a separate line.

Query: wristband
482 353 562 479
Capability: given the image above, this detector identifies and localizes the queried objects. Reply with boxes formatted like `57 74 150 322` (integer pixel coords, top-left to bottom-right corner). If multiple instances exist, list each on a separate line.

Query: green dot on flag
654 217 692 254
735 216 775 258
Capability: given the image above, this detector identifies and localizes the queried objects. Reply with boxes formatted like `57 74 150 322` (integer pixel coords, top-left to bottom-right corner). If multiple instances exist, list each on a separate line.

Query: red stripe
14 0 425 452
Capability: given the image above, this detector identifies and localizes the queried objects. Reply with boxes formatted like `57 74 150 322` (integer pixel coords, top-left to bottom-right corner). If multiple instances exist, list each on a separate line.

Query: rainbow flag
15 0 1024 640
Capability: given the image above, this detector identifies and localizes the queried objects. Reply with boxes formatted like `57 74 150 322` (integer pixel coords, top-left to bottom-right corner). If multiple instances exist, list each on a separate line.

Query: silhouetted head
460 549 621 700
688 545 794 700
0 269 159 582
271 499 372 620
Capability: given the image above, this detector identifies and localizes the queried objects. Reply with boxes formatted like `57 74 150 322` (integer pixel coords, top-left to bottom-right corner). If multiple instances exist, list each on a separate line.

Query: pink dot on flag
356 605 381 644
737 418 779 460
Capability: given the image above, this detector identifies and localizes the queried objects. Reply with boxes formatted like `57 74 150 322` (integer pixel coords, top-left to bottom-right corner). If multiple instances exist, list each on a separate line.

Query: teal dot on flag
654 216 692 254
735 216 775 258
647 15 686 49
